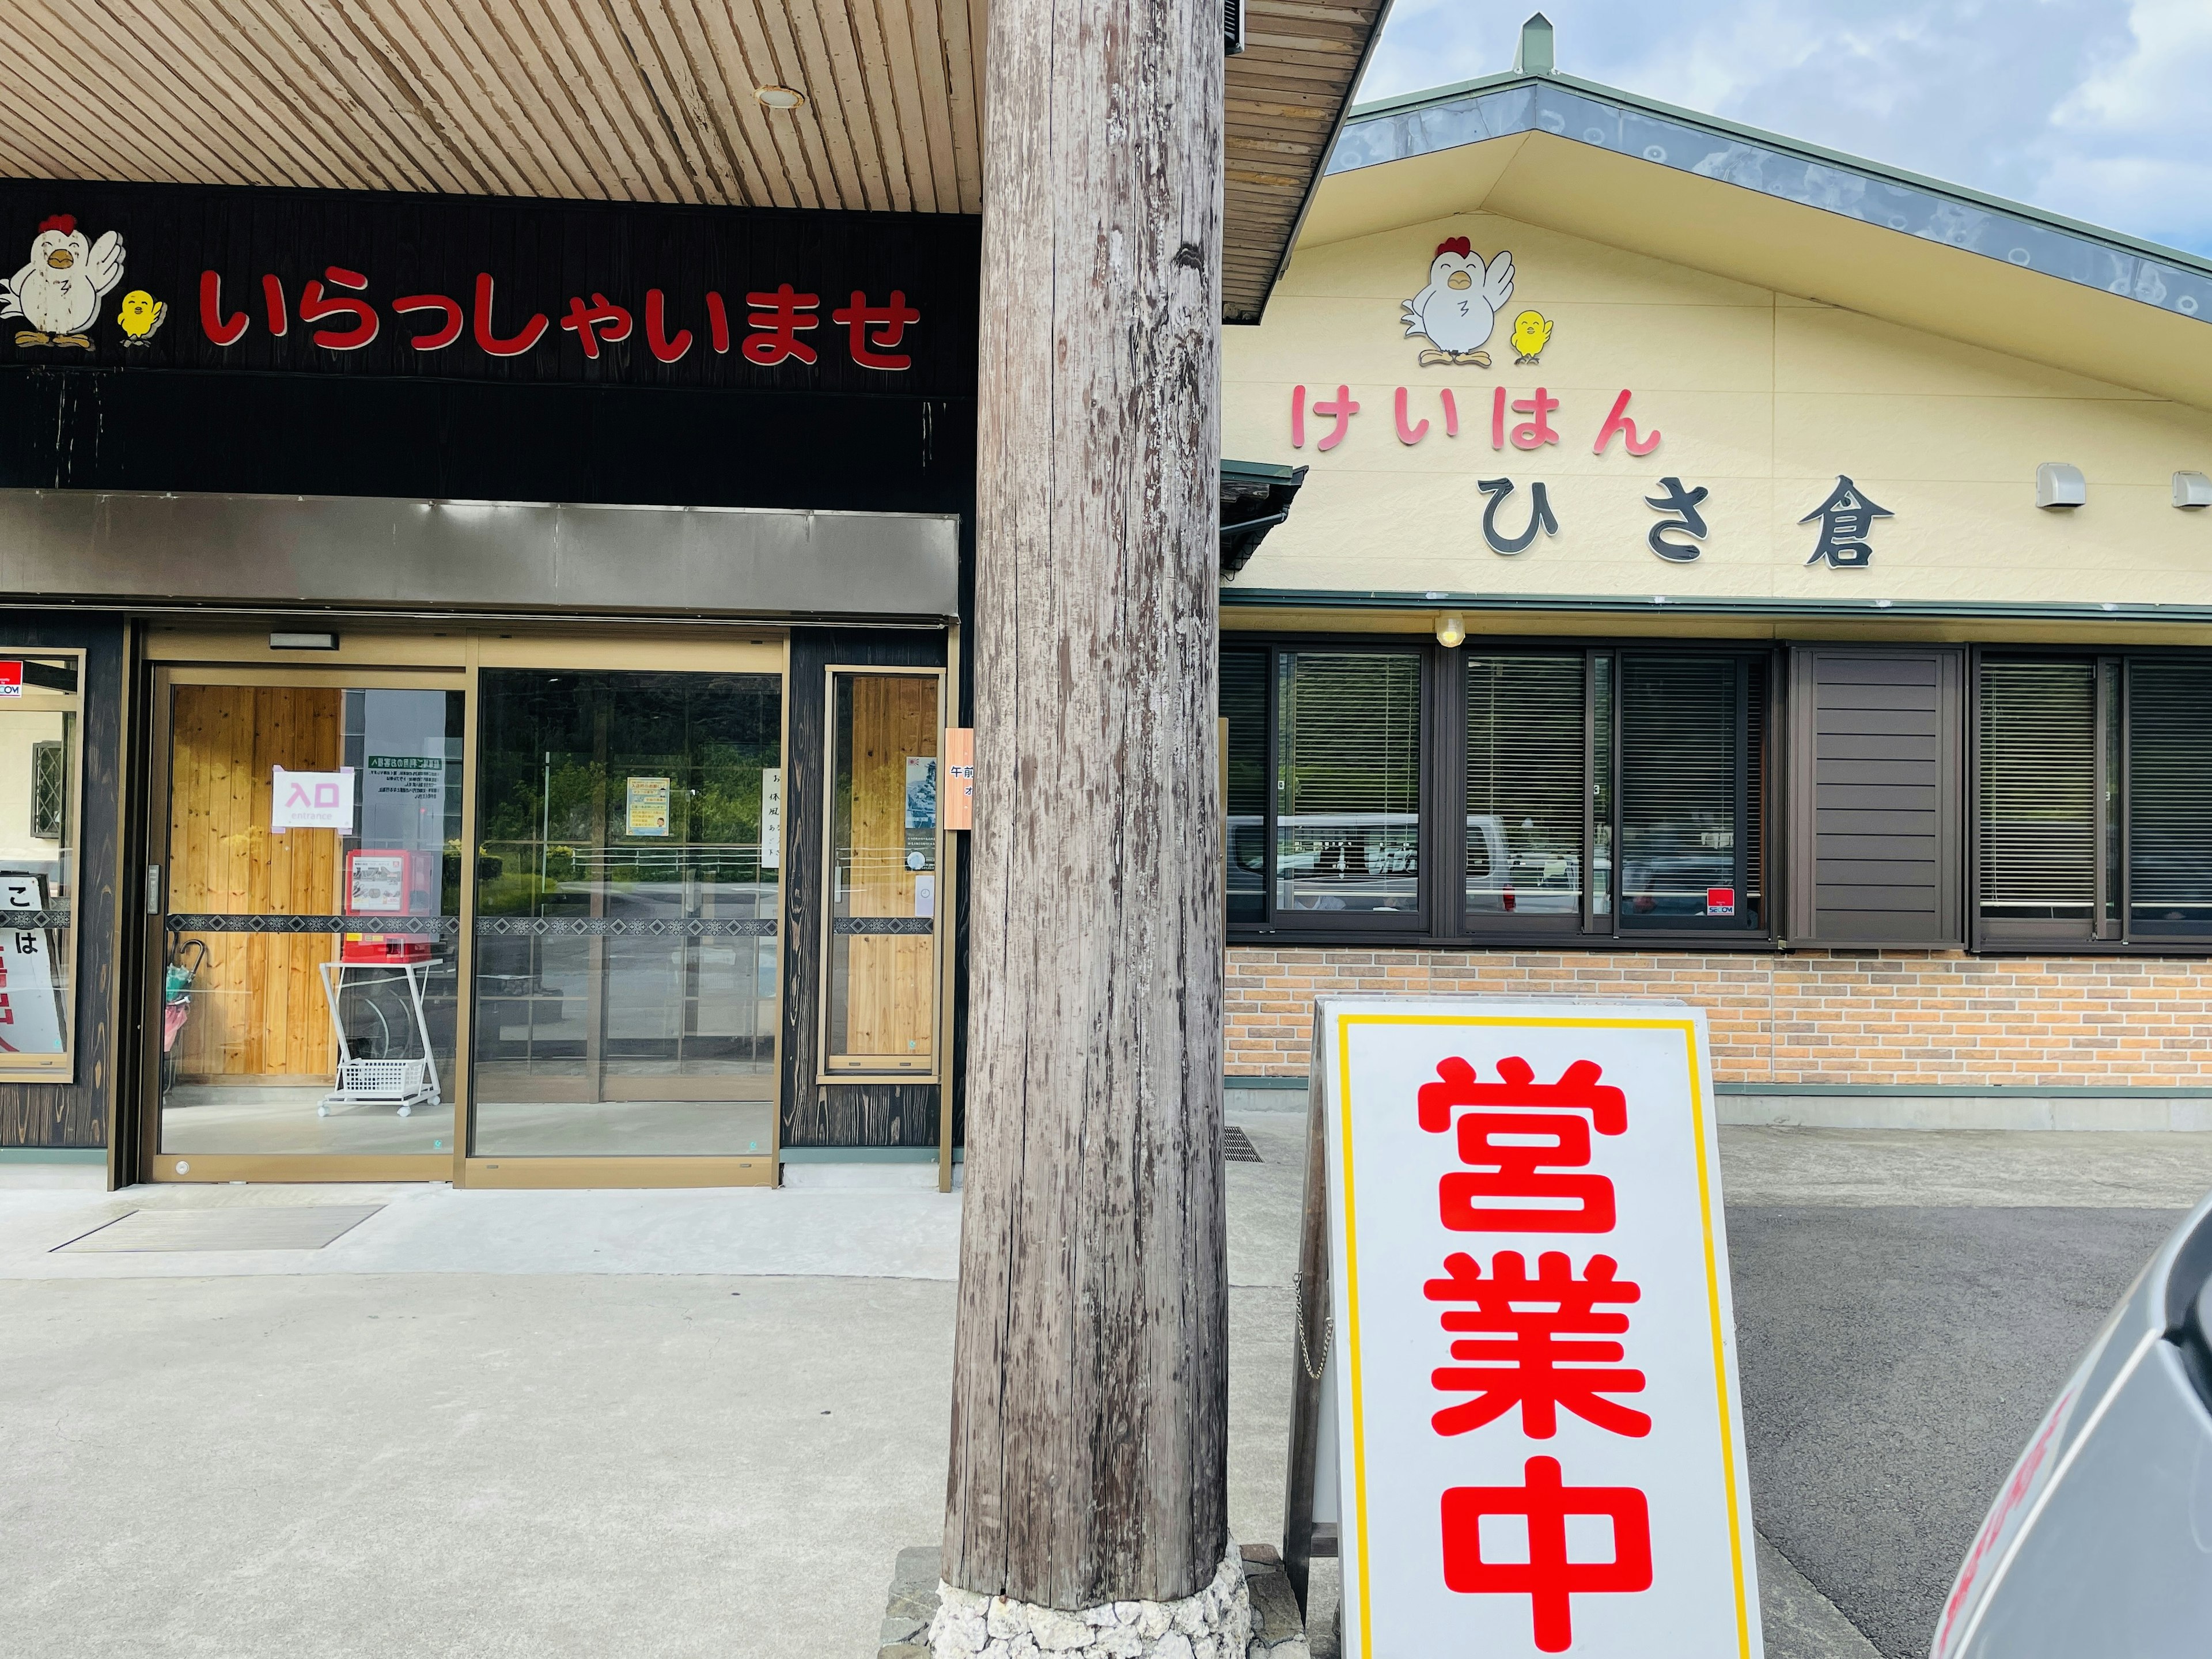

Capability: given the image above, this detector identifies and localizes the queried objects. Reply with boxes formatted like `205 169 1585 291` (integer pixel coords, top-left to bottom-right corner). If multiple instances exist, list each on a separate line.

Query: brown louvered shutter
1789 647 1964 945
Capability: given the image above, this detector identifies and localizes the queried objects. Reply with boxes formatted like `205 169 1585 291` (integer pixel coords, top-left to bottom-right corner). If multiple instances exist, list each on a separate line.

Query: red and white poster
1312 996 1759 1658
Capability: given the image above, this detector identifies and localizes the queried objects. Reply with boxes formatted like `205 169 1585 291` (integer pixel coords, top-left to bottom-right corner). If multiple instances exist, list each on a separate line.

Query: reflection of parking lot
1228 813 1756 920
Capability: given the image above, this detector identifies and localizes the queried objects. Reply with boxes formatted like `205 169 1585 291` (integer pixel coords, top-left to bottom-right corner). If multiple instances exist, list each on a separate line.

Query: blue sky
1357 1 2212 257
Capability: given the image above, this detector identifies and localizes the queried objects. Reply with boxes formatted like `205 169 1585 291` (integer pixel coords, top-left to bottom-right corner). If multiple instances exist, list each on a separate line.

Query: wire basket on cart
324 1056 439 1118
317 957 444 1118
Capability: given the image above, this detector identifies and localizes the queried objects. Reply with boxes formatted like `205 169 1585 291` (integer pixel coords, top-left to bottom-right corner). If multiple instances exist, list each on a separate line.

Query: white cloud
1357 0 2212 256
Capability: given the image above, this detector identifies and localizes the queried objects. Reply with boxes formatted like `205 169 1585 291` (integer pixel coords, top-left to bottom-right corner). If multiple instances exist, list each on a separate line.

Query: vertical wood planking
165 683 339 1082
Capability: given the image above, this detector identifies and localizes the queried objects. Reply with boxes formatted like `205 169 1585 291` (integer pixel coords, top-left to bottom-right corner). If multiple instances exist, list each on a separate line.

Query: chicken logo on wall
1402 237 1515 368
2 215 125 349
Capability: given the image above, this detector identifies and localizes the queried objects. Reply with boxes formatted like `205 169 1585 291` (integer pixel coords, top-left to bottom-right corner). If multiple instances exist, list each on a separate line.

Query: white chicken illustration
1 214 125 349
1401 236 1514 368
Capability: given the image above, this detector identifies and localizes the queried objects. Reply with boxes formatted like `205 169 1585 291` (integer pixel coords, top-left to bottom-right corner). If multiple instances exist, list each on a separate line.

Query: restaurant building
11 12 2212 1190
0 180 981 1190
1217 20 2212 1128
0 2 1380 1192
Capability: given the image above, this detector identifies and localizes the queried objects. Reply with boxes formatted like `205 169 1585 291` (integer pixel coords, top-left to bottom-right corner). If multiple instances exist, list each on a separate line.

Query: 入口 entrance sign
270 766 354 833
1289 997 1759 1657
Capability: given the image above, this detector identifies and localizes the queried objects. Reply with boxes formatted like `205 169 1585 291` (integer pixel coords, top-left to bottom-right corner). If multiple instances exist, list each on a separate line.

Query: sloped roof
1301 48 2212 406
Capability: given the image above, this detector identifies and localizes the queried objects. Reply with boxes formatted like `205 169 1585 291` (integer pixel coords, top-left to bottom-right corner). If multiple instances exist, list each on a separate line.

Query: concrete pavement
3 1118 2205 1657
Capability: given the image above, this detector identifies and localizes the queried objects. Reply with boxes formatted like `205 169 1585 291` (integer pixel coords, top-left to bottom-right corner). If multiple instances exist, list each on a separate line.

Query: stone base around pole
926 1545 1262 1659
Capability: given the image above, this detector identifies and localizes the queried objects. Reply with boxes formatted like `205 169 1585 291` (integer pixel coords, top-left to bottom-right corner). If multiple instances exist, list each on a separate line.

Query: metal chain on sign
1292 1269 1333 1380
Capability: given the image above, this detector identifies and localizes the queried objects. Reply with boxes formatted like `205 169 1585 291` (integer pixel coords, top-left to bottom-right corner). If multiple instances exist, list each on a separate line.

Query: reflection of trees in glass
476 672 781 914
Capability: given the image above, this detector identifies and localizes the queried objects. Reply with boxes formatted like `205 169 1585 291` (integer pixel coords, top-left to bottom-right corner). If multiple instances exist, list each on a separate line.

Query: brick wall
1225 948 2212 1088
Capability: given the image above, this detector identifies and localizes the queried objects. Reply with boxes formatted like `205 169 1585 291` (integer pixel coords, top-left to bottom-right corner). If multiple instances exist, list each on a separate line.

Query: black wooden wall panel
780 626 949 1148
0 616 124 1149
1790 647 1963 945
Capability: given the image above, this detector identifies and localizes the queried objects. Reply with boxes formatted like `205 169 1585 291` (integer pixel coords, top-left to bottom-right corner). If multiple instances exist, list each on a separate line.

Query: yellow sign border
1332 1010 1751 1659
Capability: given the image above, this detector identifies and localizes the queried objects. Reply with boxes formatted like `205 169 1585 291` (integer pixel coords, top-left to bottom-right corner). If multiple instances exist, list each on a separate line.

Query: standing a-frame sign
1284 996 1760 1657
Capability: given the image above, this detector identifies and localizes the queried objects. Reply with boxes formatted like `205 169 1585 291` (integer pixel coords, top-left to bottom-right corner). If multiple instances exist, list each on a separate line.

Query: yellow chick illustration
1510 309 1552 365
116 289 166 345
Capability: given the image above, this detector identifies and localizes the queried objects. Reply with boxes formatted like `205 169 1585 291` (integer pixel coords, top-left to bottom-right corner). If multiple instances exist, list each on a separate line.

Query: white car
1931 1190 2212 1657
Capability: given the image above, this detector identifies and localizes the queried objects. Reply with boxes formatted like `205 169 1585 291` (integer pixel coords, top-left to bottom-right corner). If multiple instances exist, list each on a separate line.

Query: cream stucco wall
1223 209 2212 607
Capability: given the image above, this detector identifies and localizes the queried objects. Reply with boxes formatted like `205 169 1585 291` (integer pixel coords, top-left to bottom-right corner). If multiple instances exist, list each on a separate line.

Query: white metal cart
317 957 444 1117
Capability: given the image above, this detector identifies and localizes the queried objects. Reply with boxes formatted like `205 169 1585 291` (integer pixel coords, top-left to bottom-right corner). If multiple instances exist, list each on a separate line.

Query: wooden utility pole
945 0 1228 1618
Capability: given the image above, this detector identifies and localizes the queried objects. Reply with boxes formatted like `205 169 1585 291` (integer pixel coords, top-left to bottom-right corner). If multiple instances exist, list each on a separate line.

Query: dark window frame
1224 637 1438 939
1222 631 1781 952
1969 645 2212 955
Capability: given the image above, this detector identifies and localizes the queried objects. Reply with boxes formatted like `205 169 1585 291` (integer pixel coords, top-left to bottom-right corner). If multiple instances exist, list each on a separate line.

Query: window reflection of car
1620 851 1738 915
1226 811 1420 912
2123 842 2212 936
1466 813 1583 915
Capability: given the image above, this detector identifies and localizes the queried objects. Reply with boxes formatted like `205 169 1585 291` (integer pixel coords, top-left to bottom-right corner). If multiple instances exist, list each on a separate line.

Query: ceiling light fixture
1434 612 1465 649
755 84 805 111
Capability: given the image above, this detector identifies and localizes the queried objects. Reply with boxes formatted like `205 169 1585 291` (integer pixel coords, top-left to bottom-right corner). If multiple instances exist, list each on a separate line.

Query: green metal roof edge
1221 458 1306 485
1337 67 2212 290
1220 588 2212 626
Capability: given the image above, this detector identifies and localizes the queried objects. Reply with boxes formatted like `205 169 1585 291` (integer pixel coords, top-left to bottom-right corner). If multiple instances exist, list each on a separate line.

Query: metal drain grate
57 1205 384 1253
1224 1126 1262 1164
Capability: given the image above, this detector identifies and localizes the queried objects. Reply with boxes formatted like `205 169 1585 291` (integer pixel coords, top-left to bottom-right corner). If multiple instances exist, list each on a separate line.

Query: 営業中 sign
1293 997 1759 1658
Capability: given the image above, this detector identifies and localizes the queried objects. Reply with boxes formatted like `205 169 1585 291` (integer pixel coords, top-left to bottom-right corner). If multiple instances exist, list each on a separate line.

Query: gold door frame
137 624 790 1188
140 657 469 1184
463 631 787 1190
817 664 949 1085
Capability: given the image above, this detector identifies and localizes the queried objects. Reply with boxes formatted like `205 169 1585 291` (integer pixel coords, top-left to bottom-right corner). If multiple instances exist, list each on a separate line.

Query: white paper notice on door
760 768 783 869
271 766 355 832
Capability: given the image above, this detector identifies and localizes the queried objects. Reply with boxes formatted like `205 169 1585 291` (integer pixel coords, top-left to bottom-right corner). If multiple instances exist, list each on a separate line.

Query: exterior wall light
755 85 805 110
1434 612 1465 649
2174 471 2212 510
2035 462 2087 510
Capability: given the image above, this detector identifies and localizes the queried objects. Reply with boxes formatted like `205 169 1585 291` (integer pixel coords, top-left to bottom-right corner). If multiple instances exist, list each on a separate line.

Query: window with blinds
1618 655 1763 929
1276 650 1422 917
1465 654 1584 920
1220 646 1269 924
1976 660 2096 933
2126 659 2212 938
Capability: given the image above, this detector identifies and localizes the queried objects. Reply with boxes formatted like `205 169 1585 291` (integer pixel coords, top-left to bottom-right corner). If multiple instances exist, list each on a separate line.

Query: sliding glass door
471 668 785 1161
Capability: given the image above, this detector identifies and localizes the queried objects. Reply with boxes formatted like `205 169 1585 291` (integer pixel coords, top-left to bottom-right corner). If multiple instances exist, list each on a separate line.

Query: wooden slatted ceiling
0 0 1378 320
1223 1 1381 322
0 0 988 213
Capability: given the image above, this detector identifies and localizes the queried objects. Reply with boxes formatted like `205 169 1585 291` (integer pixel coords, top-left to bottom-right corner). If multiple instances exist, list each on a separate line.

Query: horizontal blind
2127 659 2212 936
1278 651 1422 916
1219 647 1268 819
1618 655 1751 926
1220 646 1270 924
1465 653 1583 914
1976 660 2093 925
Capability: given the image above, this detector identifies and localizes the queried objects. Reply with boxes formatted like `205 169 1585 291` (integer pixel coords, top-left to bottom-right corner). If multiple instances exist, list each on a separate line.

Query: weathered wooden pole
934 0 1234 1650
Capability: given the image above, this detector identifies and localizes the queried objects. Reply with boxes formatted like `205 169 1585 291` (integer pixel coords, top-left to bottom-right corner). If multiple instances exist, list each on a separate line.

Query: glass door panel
159 683 463 1158
471 669 782 1156
823 670 941 1074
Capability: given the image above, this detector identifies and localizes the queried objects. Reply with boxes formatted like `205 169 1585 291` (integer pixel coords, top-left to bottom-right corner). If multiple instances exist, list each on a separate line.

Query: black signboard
0 179 979 512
